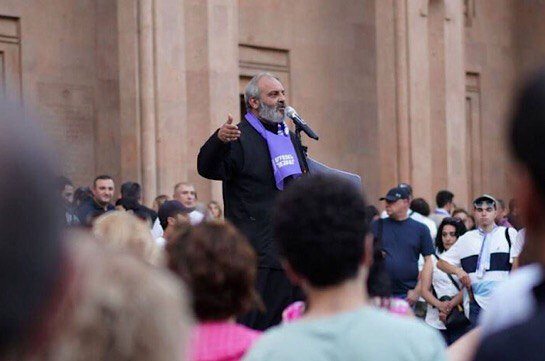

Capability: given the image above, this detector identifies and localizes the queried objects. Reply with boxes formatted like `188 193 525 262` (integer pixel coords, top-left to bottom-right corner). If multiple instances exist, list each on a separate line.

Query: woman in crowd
207 200 223 220
31 235 190 361
153 194 170 212
92 211 163 266
453 208 475 231
421 217 470 345
167 222 261 361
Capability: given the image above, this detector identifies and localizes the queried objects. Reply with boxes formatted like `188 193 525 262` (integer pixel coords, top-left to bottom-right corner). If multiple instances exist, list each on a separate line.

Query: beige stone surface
1 0 544 210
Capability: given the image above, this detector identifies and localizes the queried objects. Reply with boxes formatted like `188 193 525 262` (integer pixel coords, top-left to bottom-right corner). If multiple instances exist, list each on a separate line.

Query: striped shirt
440 226 517 311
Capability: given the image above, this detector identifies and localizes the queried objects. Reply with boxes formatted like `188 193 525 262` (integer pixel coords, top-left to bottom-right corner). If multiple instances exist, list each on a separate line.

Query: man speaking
197 73 307 330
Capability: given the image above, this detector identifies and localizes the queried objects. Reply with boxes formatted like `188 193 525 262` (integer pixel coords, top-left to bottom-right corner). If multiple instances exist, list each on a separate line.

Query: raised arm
197 114 241 180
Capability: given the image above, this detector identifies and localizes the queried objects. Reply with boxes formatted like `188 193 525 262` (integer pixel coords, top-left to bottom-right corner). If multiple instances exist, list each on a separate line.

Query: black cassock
197 118 306 330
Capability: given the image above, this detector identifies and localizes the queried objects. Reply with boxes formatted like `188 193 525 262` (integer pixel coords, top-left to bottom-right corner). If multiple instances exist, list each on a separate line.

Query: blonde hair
92 211 163 265
30 234 192 361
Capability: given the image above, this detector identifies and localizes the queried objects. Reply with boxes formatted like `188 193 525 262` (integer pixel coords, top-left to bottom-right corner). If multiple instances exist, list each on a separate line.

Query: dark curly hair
166 221 257 321
273 174 368 287
435 217 467 253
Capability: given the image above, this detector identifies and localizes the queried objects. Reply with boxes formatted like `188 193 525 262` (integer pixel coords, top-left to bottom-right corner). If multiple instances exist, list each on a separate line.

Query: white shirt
410 211 438 240
479 263 542 336
511 228 526 260
425 255 468 330
440 226 517 311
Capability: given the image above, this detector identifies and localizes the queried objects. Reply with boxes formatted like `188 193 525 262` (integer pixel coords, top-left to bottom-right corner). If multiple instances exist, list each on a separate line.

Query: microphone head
285 106 297 118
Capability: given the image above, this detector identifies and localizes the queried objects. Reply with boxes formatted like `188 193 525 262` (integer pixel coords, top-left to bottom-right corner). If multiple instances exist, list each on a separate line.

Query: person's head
173 182 197 208
495 199 508 222
120 181 142 202
92 175 114 206
74 186 93 207
467 215 476 230
435 217 467 253
508 68 545 263
57 176 74 206
158 200 191 231
167 222 257 322
410 197 431 217
38 235 190 361
452 208 473 230
473 194 498 229
380 187 410 220
0 102 65 356
274 174 370 289
92 211 162 265
364 205 380 222
436 190 455 213
153 194 170 212
207 200 223 219
244 72 286 124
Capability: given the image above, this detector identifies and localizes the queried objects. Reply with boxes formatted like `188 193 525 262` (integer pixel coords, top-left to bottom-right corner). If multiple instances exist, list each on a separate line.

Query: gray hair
244 72 278 110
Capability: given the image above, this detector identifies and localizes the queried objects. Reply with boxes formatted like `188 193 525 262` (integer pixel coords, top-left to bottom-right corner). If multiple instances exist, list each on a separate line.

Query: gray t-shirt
244 307 446 361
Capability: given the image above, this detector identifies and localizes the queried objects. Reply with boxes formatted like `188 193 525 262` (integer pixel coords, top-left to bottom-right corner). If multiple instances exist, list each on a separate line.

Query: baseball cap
158 200 192 230
380 187 410 202
397 183 413 197
473 194 497 208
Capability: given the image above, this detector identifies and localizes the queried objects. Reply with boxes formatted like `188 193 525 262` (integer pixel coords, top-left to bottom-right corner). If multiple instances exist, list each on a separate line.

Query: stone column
118 0 188 207
444 0 468 205
138 0 158 206
393 0 411 184
184 0 239 205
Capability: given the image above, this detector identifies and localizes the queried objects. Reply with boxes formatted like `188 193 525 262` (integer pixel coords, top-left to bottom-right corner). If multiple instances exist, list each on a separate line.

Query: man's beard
258 101 286 124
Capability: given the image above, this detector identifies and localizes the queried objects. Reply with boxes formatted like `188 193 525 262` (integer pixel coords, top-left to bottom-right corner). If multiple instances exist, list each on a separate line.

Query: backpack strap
505 227 513 271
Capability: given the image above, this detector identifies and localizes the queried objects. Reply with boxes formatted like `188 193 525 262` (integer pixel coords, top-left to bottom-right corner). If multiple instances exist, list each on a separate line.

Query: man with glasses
437 195 517 327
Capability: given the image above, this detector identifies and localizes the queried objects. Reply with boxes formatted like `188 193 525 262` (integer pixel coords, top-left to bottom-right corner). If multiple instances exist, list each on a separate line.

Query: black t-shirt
371 217 434 295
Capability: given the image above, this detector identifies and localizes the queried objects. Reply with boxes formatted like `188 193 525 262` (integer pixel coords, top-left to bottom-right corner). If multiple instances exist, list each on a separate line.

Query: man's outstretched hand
218 114 241 143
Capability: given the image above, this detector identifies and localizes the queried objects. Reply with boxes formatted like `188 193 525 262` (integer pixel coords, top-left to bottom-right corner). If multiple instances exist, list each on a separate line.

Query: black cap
473 194 497 208
158 200 191 230
380 187 410 202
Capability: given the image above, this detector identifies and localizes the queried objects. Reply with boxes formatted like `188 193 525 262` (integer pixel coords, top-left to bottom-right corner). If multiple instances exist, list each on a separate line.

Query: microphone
285 106 319 140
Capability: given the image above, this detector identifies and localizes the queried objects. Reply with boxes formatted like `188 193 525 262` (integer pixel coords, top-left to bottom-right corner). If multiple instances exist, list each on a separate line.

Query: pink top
281 297 412 323
189 322 262 361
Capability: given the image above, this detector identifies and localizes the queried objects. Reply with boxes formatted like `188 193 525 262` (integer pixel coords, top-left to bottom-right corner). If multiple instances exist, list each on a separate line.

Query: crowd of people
3 68 545 361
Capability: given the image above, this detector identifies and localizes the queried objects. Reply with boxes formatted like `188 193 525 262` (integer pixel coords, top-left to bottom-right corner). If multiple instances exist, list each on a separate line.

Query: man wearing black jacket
197 72 306 330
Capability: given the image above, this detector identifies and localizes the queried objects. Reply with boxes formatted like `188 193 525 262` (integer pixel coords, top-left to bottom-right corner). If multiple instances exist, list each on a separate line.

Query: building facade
1 0 544 208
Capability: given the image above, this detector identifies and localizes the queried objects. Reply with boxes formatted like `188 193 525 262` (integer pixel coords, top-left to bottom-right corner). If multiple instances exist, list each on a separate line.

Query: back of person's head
120 181 142 201
410 197 431 217
435 217 467 253
167 221 257 321
92 211 162 265
74 186 93 206
274 174 368 288
158 200 191 230
36 234 190 361
436 190 454 208
364 205 379 222
452 208 468 217
509 67 545 201
0 102 65 356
